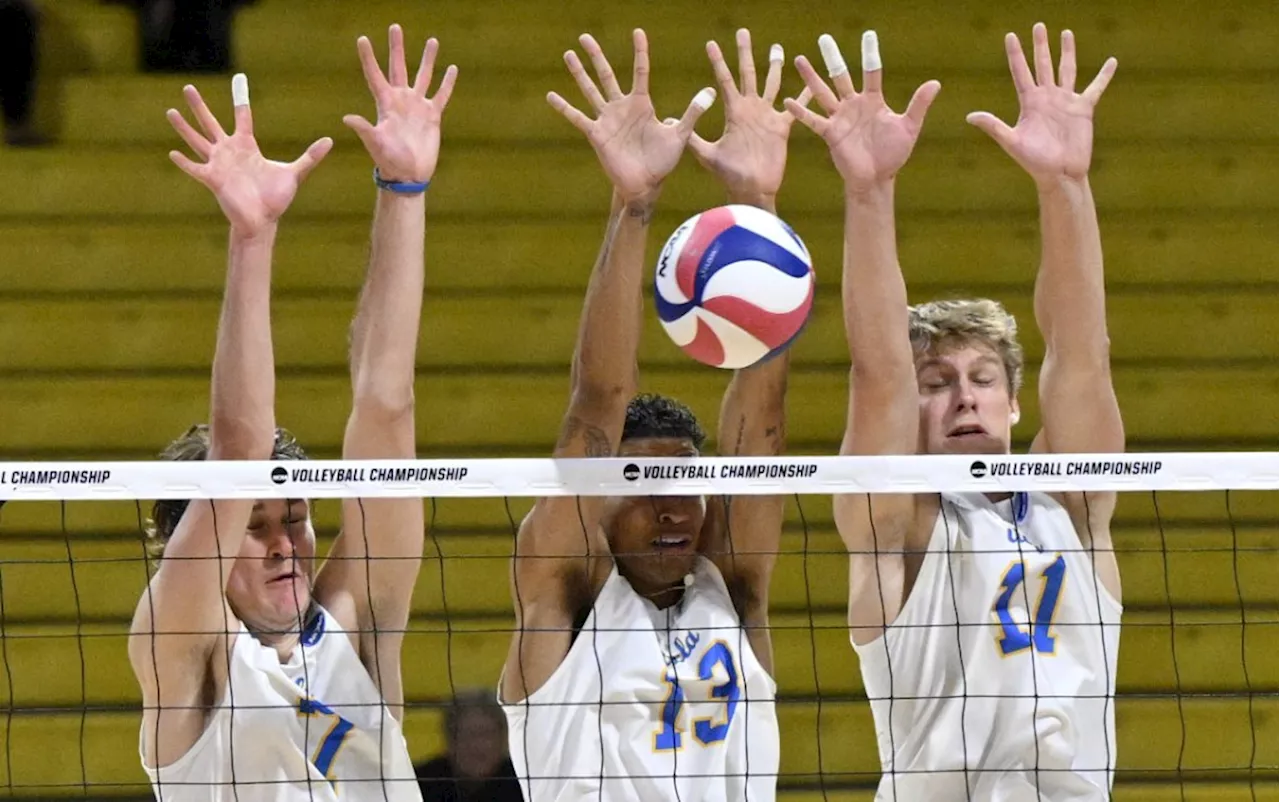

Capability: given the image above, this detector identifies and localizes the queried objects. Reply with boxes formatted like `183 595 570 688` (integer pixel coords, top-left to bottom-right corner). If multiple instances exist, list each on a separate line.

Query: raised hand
344 24 457 184
689 29 812 204
167 75 332 237
548 29 715 205
967 23 1117 184
786 32 940 192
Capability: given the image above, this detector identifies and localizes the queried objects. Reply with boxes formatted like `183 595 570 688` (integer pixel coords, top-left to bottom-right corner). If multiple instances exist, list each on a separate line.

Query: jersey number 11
993 554 1067 656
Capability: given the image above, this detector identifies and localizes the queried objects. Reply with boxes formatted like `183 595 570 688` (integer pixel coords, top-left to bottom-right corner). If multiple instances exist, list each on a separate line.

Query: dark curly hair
621 393 706 449
144 424 309 559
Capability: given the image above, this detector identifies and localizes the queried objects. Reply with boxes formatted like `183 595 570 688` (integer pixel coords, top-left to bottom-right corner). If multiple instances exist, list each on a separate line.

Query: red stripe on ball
675 206 736 302
702 278 814 350
681 314 727 367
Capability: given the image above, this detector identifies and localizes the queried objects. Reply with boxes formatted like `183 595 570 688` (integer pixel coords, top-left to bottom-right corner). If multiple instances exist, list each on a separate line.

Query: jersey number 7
298 697 355 781
653 641 741 752
993 554 1067 655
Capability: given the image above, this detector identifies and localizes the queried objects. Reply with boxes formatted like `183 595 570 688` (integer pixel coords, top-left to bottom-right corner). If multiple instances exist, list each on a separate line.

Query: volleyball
654 205 815 370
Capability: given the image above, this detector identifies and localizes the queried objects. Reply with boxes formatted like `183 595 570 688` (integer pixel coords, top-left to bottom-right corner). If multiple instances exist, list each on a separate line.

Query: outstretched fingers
793 54 840 114
860 31 883 95
705 40 738 100
904 79 941 129
166 108 211 159
564 49 607 113
1082 56 1118 105
818 34 856 98
432 64 459 110
230 73 252 137
579 33 624 101
1003 31 1035 95
387 24 409 87
762 43 784 103
168 149 209 183
783 94 826 136
546 91 594 134
290 137 334 182
673 87 717 137
630 29 650 96
965 110 1015 151
735 28 758 96
1031 22 1055 87
412 37 439 95
356 35 389 99
183 85 226 142
1057 29 1077 91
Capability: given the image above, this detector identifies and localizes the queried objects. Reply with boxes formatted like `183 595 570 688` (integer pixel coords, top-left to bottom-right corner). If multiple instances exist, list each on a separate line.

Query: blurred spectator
416 688 523 802
106 0 255 73
0 0 43 146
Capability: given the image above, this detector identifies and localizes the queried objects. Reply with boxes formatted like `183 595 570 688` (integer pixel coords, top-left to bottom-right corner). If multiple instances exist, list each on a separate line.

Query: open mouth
651 534 693 551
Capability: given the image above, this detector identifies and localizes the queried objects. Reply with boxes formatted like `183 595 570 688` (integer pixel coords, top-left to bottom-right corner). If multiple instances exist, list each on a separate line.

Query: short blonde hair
908 298 1024 394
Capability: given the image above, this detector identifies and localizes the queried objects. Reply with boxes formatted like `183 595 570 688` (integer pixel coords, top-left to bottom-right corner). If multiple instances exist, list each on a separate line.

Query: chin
936 437 1008 456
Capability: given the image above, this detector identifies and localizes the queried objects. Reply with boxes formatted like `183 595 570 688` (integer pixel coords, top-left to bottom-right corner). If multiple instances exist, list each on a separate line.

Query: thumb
965 111 1015 151
674 87 717 138
687 132 715 167
291 136 334 182
343 114 378 150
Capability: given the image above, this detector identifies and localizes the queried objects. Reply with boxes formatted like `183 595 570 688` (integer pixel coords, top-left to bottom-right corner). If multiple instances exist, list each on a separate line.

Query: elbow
207 413 276 460
352 382 416 426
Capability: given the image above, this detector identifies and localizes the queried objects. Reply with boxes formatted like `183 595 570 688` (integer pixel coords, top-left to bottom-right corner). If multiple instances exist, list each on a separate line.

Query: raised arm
502 30 713 702
312 25 456 712
788 33 940 642
687 30 809 669
130 77 330 758
968 24 1123 594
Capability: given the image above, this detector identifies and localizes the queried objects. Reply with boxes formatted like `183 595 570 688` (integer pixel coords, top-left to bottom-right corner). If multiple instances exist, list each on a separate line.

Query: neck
245 601 318 661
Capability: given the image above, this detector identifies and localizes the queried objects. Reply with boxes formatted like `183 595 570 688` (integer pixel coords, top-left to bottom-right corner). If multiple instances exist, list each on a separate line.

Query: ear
1010 398 1021 426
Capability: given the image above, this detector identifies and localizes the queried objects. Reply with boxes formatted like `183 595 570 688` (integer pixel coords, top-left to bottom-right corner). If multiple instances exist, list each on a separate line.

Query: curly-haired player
500 28 809 802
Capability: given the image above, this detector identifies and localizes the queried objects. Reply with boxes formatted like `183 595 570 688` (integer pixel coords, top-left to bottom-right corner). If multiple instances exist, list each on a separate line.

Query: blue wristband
373 167 430 195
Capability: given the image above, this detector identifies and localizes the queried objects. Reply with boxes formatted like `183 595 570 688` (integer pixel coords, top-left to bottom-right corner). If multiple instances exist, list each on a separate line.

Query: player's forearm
208 225 277 460
1033 176 1110 365
568 191 650 407
843 182 913 378
348 192 426 417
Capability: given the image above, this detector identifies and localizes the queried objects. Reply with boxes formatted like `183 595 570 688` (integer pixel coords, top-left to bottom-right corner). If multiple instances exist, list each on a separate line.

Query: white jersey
141 606 421 802
502 557 779 802
855 492 1122 802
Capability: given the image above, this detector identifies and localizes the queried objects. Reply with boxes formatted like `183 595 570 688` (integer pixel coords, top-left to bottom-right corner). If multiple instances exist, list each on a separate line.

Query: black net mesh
0 484 1274 801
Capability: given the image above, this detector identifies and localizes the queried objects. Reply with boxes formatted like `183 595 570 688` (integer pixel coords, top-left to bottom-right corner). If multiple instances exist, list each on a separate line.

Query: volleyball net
0 451 1275 800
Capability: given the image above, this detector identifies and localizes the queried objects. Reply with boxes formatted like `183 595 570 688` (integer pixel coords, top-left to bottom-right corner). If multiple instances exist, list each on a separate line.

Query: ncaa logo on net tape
623 463 641 482
970 461 989 479
271 466 288 485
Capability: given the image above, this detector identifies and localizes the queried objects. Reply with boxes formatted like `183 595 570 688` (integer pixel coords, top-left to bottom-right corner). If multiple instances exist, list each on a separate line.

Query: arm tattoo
558 415 614 457
625 200 655 225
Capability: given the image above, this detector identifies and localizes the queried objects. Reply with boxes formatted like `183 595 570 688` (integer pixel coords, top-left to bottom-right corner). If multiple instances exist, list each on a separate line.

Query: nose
953 379 978 411
655 500 692 527
265 528 296 561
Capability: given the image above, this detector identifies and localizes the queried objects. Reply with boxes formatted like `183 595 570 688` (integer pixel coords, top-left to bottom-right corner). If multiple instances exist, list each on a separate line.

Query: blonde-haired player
788 24 1123 801
500 29 809 802
130 25 454 800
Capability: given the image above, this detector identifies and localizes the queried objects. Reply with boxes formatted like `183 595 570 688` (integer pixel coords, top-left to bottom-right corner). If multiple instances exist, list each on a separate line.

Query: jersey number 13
653 641 741 751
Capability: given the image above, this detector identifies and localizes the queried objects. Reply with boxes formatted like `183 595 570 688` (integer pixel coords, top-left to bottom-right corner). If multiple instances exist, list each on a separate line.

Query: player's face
226 499 317 634
916 343 1018 455
604 436 707 591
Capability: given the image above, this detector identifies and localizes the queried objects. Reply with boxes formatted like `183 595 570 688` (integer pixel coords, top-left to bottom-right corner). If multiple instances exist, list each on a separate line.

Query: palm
787 45 940 193
165 80 331 236
202 137 304 231
699 109 790 195
345 29 456 183
967 25 1117 184
547 30 713 204
822 99 925 187
991 88 1095 179
589 96 686 199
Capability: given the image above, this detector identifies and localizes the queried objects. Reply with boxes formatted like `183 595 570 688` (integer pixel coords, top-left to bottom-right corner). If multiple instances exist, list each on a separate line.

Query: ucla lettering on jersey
502 557 780 802
854 492 1122 802
140 607 422 802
